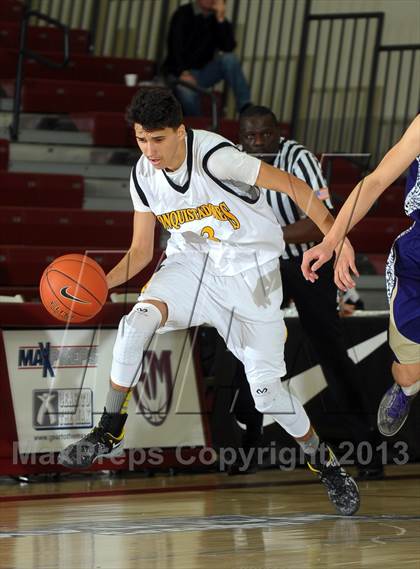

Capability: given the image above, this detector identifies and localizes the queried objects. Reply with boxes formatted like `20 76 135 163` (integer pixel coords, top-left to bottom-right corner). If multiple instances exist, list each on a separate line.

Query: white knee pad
110 302 162 388
250 378 310 438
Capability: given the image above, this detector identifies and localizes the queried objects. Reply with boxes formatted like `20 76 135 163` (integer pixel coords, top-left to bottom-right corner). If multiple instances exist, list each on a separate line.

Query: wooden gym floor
0 463 419 569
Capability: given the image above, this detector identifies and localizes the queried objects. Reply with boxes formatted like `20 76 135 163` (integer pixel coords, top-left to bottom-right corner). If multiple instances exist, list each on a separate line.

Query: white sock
401 380 420 397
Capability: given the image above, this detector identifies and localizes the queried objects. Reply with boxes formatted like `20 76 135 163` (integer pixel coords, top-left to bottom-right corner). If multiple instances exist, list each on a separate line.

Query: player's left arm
301 114 420 287
309 114 420 256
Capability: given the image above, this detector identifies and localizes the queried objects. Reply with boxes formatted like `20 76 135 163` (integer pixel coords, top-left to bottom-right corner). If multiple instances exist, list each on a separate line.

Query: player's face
239 115 279 162
134 124 186 170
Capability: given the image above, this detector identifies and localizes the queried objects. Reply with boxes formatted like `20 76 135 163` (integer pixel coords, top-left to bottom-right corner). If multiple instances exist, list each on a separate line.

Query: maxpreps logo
18 343 98 378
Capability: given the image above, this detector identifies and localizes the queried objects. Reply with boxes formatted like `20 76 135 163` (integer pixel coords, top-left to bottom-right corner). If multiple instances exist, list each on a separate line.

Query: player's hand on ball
333 238 359 291
301 240 334 282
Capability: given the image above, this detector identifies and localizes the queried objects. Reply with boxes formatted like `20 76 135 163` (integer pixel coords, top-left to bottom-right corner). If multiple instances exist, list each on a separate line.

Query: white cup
124 74 138 87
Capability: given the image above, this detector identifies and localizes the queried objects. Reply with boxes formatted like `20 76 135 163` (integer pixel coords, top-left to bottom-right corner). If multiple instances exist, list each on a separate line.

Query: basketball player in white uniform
59 88 360 515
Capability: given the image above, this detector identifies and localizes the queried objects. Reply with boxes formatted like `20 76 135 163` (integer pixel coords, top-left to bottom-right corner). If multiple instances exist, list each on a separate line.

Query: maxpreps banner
3 328 205 454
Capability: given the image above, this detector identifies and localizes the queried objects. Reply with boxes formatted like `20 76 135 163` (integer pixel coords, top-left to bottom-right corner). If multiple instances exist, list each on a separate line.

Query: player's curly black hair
126 87 183 130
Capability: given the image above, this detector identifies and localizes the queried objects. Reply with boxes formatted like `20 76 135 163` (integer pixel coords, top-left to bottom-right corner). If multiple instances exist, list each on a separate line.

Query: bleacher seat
0 24 90 53
0 286 40 302
0 172 84 208
0 245 163 288
183 117 239 143
0 78 137 113
331 183 406 217
349 217 411 253
110 292 139 303
71 112 137 147
71 113 245 147
0 139 9 170
365 254 388 275
0 208 149 248
0 207 161 248
0 294 23 303
0 49 156 83
374 184 406 216
0 0 23 22
323 157 368 184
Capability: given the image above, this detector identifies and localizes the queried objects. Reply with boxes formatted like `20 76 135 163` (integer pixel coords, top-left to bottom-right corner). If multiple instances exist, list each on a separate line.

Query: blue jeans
175 52 251 116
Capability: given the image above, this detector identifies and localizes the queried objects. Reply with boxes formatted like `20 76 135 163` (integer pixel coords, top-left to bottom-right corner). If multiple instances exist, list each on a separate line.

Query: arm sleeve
207 146 261 185
129 169 151 213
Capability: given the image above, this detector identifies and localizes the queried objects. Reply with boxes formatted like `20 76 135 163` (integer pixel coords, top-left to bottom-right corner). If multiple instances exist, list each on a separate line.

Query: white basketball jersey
130 129 284 276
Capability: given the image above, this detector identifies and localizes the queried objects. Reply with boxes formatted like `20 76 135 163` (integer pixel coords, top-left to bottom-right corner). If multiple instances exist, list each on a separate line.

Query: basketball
39 254 108 323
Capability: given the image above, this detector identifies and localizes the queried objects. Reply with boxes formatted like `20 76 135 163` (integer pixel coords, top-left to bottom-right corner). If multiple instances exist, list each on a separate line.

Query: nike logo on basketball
60 286 89 304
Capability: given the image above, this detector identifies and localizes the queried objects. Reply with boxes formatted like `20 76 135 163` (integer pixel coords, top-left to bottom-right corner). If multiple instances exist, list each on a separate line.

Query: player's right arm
106 211 156 290
257 161 336 236
209 146 336 235
257 160 359 289
209 145 357 288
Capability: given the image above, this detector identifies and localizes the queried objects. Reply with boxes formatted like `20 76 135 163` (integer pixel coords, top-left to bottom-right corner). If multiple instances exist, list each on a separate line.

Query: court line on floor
1 513 419 538
1 472 419 503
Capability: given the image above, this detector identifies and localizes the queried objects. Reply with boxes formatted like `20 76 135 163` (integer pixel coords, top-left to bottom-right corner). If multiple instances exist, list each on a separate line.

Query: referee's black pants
232 256 380 449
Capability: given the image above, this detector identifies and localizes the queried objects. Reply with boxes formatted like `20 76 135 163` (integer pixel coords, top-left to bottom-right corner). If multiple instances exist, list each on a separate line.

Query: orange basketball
39 254 108 323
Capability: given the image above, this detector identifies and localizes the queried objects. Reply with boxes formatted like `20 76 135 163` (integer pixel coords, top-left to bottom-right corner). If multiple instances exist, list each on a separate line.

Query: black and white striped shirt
265 138 332 260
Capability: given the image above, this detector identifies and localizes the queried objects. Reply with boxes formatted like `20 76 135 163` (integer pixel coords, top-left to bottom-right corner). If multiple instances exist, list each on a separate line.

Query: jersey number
201 226 220 242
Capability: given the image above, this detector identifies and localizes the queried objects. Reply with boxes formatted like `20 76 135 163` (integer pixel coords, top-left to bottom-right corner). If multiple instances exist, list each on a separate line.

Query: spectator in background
228 105 383 480
163 0 251 116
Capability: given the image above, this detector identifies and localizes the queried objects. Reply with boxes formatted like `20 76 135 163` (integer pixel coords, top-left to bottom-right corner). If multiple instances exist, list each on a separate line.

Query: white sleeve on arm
207 146 261 185
129 169 152 213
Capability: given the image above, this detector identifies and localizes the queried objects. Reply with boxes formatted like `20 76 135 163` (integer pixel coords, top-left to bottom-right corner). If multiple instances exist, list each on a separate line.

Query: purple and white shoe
377 383 415 436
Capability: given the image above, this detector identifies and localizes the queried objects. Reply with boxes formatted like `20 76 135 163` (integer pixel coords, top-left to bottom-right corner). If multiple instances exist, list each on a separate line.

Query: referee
228 105 383 479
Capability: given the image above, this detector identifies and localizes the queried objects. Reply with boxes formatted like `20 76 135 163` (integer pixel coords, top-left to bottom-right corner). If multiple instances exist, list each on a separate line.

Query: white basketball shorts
139 253 287 383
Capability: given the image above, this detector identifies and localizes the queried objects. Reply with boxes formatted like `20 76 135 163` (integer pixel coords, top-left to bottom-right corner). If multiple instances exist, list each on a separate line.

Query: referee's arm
282 214 323 244
283 149 331 243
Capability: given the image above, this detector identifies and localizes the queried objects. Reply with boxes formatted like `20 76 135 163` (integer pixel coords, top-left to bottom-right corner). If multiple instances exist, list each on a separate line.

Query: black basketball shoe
307 444 360 516
58 409 127 469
